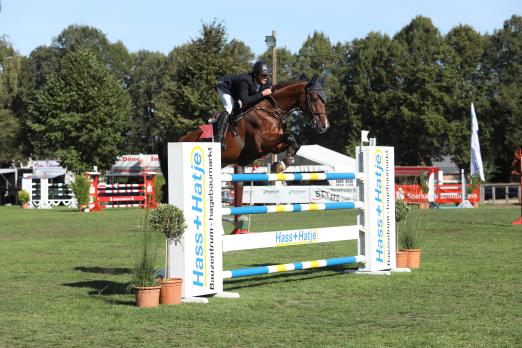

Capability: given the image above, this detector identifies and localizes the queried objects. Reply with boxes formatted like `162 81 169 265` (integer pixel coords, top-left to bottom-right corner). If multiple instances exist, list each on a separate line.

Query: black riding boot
216 111 229 150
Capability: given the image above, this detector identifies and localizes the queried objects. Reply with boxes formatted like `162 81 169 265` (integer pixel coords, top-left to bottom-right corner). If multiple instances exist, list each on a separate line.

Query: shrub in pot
419 171 429 209
18 190 30 208
147 204 187 304
129 217 161 308
154 175 165 204
71 174 90 212
398 207 423 269
395 199 410 268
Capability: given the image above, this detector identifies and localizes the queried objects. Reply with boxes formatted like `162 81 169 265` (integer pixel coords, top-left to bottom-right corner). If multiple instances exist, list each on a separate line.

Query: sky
0 0 521 57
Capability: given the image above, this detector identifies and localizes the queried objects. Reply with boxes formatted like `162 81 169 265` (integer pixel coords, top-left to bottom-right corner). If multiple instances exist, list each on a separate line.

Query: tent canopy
295 145 356 172
0 169 16 175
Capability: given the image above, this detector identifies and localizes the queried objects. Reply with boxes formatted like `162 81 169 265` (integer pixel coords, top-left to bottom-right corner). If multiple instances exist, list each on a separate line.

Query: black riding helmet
252 61 271 76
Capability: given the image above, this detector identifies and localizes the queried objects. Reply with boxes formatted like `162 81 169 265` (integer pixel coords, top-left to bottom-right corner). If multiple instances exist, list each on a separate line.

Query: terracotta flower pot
403 249 422 269
160 278 182 305
134 286 161 308
396 251 408 268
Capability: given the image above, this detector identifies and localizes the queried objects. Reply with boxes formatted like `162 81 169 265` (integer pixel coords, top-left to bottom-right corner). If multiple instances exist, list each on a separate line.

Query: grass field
0 205 521 347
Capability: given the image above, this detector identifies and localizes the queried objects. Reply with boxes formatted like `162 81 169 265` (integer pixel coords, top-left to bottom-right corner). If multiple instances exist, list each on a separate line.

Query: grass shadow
74 266 131 275
63 280 130 296
224 265 357 291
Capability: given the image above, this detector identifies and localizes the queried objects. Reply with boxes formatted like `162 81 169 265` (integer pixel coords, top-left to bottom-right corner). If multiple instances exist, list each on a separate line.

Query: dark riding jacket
218 73 272 109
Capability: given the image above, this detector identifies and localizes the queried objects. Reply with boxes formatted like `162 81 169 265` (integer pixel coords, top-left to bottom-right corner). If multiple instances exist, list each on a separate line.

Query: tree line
0 16 521 181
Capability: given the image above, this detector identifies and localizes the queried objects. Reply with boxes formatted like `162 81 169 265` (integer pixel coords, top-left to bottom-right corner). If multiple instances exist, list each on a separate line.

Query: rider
216 61 273 148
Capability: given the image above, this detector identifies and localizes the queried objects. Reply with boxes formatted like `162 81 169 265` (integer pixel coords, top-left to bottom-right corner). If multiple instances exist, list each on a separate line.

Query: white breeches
218 89 234 114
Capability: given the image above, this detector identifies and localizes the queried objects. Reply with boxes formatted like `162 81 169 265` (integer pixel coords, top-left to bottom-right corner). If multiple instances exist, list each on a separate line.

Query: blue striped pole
223 255 365 279
222 172 361 182
222 201 363 215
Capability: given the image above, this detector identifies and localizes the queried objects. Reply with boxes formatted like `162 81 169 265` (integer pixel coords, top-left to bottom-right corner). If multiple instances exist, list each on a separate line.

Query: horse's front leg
281 133 300 165
259 132 300 165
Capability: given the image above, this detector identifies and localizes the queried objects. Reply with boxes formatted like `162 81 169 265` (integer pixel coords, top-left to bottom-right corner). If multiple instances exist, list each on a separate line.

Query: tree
443 25 490 171
332 33 395 156
126 50 167 153
386 16 450 165
26 48 131 173
154 21 253 139
51 25 132 84
0 36 23 166
482 15 522 181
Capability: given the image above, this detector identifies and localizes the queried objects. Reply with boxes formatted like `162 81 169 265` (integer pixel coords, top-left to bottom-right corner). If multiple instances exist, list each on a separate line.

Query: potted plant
395 199 410 268
153 175 165 204
468 175 481 207
71 174 90 212
419 171 429 209
129 216 162 308
147 204 187 305
398 207 423 269
18 189 30 208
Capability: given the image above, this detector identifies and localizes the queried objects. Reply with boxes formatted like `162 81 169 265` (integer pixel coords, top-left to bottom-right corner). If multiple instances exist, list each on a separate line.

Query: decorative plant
153 175 165 204
18 190 30 206
395 199 410 224
395 199 410 253
147 204 187 245
129 214 161 288
467 175 481 194
147 204 187 278
398 207 423 250
71 174 90 209
419 171 429 194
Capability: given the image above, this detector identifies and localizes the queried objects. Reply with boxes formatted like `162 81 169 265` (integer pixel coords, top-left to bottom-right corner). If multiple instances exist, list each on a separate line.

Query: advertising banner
168 143 223 298
239 185 357 204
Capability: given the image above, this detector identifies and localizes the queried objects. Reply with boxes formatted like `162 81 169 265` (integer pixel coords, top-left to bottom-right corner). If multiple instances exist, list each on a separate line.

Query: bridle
304 85 327 132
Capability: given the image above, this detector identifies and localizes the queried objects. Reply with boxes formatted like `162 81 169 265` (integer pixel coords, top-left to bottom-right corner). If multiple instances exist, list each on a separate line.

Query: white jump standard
167 142 396 303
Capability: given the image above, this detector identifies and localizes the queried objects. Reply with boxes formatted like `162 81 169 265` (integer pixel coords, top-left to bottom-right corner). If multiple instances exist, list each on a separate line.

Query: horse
158 76 329 205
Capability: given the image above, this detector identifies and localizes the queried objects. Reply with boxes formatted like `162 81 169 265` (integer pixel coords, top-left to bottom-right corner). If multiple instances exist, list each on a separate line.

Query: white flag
470 103 485 181
361 130 369 144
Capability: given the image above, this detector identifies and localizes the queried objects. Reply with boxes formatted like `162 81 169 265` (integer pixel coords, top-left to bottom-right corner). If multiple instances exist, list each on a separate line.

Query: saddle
204 101 242 125
202 102 244 149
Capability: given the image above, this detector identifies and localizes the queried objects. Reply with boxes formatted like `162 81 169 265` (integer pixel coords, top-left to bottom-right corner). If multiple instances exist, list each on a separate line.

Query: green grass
0 206 521 347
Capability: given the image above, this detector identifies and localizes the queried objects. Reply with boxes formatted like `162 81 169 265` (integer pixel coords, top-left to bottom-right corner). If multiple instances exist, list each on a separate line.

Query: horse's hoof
283 157 295 166
270 161 286 173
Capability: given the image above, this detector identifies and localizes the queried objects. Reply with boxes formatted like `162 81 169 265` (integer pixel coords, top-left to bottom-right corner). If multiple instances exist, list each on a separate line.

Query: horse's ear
298 73 307 80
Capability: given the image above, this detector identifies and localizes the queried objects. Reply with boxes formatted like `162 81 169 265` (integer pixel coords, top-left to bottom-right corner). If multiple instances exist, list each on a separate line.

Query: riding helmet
253 61 271 76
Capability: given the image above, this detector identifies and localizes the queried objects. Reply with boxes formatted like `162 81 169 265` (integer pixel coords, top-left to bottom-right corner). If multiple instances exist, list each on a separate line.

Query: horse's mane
272 79 307 92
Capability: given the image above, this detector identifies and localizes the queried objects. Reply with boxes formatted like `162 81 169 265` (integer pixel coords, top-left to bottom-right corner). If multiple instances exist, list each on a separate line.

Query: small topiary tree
147 204 187 278
71 174 90 211
18 190 30 207
419 171 429 194
153 175 165 204
395 199 410 224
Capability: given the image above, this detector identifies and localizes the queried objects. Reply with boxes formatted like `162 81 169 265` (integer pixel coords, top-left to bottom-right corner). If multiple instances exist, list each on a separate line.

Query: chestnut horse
158 76 329 203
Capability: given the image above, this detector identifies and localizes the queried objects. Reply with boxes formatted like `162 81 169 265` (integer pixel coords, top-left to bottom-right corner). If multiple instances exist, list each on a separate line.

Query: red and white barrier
86 172 157 211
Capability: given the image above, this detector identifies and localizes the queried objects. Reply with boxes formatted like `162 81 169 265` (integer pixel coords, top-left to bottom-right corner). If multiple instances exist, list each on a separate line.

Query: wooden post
271 30 278 166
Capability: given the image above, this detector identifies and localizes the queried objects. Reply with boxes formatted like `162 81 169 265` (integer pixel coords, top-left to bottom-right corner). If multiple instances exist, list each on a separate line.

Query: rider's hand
262 88 272 97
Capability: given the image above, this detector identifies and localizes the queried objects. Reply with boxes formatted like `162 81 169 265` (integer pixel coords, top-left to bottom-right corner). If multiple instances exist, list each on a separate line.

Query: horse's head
301 77 329 134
